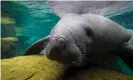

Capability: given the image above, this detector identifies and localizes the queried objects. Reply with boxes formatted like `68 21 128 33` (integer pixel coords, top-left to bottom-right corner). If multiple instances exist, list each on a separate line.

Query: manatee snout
46 37 77 65
46 47 76 65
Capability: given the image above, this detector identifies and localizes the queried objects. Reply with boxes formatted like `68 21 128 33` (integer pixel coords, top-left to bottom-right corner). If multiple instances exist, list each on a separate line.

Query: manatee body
24 1 133 69
24 13 133 69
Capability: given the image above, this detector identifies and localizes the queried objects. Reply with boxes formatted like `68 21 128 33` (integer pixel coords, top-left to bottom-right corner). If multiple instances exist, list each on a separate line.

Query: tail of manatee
48 1 130 18
23 35 50 55
120 29 133 70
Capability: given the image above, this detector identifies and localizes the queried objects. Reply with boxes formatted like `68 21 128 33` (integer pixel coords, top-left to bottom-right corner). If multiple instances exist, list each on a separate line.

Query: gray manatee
24 1 133 70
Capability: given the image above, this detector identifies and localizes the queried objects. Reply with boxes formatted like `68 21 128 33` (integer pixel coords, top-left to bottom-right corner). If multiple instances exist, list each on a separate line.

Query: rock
1 37 18 59
1 55 68 80
68 68 133 80
1 55 133 80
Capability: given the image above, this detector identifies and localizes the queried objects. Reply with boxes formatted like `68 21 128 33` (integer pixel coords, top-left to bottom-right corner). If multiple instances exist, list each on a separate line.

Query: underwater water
1 1 133 76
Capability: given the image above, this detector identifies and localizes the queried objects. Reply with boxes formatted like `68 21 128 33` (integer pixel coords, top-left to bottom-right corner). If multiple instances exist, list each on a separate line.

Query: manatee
24 1 133 70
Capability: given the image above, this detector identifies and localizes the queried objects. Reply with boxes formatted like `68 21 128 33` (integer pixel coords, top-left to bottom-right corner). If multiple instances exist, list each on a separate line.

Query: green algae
1 55 133 80
1 55 68 80
1 17 15 24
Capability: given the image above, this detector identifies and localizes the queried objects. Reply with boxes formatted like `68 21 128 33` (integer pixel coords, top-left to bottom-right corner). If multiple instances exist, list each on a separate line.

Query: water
2 1 60 56
1 1 133 76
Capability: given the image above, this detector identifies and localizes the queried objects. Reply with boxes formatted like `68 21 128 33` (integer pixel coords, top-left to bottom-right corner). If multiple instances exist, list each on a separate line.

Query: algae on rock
1 55 68 80
1 55 133 80
1 11 16 24
1 17 15 24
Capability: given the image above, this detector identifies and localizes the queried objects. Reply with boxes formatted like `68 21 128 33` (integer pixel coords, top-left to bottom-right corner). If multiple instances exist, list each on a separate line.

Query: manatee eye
58 37 65 45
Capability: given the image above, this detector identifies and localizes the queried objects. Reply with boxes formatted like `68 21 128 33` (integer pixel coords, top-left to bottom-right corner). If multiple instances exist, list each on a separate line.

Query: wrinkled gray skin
24 14 133 69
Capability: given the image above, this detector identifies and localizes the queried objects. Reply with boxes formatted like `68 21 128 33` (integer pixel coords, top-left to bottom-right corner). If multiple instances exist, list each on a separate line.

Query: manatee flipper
120 44 133 70
120 29 133 70
116 29 133 70
24 35 50 55
127 29 133 45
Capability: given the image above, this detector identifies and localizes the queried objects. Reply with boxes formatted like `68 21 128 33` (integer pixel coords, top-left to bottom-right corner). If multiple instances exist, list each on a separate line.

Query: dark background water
1 1 133 76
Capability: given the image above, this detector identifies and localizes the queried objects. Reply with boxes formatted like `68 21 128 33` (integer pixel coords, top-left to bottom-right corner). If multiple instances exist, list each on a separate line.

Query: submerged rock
1 37 18 59
1 55 133 80
1 55 68 80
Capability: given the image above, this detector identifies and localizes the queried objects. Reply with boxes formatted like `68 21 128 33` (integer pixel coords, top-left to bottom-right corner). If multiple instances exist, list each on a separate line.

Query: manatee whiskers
72 53 88 67
80 53 91 65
